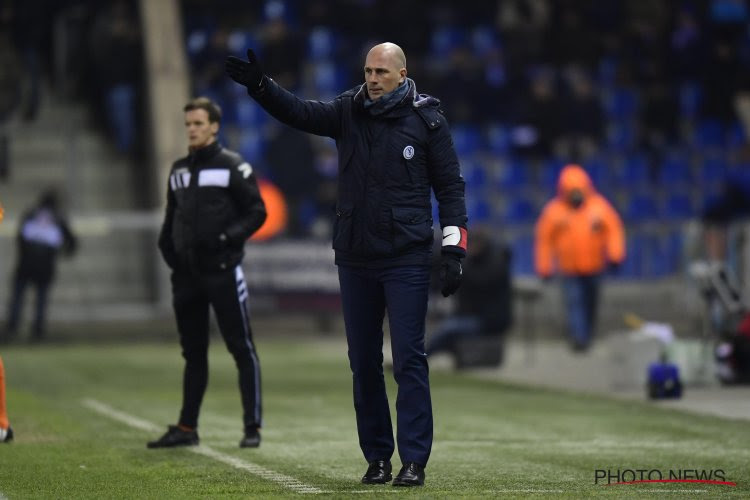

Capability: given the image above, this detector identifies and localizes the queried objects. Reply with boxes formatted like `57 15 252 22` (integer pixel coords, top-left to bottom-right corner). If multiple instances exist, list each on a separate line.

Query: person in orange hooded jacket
534 164 625 351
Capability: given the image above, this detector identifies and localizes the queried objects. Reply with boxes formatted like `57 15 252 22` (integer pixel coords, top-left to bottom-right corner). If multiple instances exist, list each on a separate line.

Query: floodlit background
1 0 750 496
0 0 749 439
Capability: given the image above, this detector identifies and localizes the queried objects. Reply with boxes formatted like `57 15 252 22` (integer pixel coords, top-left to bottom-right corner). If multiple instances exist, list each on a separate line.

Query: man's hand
440 253 463 297
225 49 265 92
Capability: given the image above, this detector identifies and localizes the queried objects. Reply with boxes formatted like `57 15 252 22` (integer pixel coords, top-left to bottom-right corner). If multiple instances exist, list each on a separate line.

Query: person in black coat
3 189 76 342
147 97 267 450
426 227 513 363
227 42 468 487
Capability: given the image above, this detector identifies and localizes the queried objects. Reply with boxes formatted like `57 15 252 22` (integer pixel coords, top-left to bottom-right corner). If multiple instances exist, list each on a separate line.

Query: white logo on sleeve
403 145 415 160
238 162 253 179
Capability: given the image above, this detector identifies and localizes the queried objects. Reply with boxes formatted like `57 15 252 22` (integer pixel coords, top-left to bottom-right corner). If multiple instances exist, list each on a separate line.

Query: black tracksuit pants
171 265 261 432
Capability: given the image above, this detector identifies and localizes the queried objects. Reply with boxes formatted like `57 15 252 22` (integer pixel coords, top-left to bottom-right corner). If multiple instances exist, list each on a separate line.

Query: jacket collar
188 141 222 162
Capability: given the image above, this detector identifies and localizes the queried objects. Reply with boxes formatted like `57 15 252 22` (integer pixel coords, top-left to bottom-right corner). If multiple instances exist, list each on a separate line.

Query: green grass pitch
0 337 748 498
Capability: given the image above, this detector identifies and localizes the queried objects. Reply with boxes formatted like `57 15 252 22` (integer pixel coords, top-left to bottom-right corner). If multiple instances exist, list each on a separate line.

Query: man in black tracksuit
147 97 267 449
227 43 467 486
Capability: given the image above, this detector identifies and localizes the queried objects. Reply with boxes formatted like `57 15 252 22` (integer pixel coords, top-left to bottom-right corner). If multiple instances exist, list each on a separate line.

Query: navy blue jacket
252 77 467 268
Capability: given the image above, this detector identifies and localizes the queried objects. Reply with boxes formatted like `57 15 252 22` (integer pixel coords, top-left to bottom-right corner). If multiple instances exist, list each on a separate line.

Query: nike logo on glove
443 233 457 241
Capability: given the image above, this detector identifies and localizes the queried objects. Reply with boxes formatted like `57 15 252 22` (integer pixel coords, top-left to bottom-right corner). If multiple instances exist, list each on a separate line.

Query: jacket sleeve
602 199 626 264
224 161 267 244
252 77 342 139
157 179 178 269
426 114 468 257
534 202 555 277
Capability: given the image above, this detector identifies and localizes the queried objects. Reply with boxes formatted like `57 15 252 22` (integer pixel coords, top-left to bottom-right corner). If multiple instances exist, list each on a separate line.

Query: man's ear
399 68 407 83
211 122 220 136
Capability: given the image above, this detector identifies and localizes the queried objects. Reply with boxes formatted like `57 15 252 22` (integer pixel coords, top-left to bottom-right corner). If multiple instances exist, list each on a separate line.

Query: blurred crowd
4 0 750 278
180 0 750 278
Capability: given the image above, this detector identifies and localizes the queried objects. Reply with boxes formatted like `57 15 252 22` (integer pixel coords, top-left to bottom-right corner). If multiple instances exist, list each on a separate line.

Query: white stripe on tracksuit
235 265 261 426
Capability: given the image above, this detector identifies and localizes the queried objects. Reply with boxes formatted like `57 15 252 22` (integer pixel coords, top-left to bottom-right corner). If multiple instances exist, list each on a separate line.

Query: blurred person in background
88 0 143 155
534 164 625 352
2 189 77 343
148 97 267 450
227 41 467 487
426 226 513 365
0 200 12 442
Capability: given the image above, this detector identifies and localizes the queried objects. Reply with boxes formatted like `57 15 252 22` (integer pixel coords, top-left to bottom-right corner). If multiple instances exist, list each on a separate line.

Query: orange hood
557 164 594 198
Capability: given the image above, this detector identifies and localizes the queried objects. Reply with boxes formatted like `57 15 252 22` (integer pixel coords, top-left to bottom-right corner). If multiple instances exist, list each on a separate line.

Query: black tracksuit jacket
158 141 267 273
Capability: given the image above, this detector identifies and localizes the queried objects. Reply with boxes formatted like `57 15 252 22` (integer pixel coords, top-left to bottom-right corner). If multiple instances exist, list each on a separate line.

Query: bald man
227 42 467 487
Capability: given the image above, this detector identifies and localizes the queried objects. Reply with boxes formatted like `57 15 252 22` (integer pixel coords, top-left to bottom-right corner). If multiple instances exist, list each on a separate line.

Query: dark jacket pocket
392 207 433 252
333 205 354 251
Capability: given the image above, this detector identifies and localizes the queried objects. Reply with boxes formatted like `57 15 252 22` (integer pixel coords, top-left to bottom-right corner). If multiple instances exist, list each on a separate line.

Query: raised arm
226 49 342 138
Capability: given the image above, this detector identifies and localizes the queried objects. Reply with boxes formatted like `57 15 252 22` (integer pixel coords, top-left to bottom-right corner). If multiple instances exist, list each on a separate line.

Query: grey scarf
364 79 412 116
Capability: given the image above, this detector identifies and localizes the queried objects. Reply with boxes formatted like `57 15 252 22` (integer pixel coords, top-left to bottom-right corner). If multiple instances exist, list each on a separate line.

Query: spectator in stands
534 164 625 351
0 26 22 181
509 67 562 160
556 66 604 160
227 41 467 487
88 0 143 154
426 226 513 365
2 189 77 343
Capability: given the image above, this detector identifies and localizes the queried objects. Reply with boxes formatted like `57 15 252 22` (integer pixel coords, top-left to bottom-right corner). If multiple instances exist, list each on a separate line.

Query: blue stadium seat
693 119 725 149
623 192 659 222
679 81 702 118
621 233 644 278
619 154 651 186
602 87 639 120
451 125 483 156
658 154 692 187
606 120 637 151
486 123 511 155
308 26 338 60
227 30 258 57
726 121 746 150
470 25 501 57
510 233 535 276
431 26 468 54
237 129 265 165
699 152 728 184
538 159 565 195
463 159 488 191
500 195 537 225
662 192 696 220
497 158 530 190
311 61 347 95
234 99 268 128
467 197 492 223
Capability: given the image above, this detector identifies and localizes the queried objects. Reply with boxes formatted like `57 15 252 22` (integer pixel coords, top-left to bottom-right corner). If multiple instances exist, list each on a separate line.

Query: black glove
440 253 463 297
225 49 265 93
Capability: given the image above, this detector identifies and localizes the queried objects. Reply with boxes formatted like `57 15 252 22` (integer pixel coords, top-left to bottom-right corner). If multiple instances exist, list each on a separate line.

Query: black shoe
147 425 199 448
0 427 12 442
392 462 425 486
361 460 392 484
239 428 261 448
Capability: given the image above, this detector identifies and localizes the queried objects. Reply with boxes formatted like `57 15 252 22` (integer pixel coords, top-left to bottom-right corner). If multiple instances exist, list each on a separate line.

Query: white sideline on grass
81 398 322 494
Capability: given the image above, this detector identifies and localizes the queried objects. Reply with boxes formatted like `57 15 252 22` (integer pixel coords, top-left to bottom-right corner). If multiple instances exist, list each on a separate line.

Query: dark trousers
561 274 600 349
5 273 50 339
338 264 432 467
171 266 261 431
